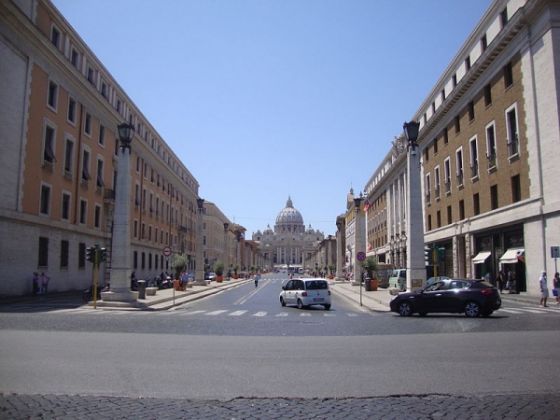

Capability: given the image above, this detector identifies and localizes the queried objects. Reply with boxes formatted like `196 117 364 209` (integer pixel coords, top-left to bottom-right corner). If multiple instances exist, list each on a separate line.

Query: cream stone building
364 0 560 295
253 197 324 271
0 0 208 294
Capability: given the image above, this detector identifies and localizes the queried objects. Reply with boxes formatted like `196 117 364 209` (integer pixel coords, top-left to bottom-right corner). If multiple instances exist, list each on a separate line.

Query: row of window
420 6 511 130
39 184 103 227
424 103 519 200
42 119 111 191
36 236 171 272
426 174 521 231
49 21 196 193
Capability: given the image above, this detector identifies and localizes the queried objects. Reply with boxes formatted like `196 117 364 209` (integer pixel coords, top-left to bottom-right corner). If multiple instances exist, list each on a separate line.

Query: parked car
280 278 331 310
388 269 407 291
425 276 450 287
389 278 501 318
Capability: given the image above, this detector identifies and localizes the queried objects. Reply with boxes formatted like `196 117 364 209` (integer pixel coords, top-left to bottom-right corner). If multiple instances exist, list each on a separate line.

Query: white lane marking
229 310 248 316
323 313 336 317
300 313 311 317
179 310 206 316
205 310 228 316
347 313 358 317
498 308 524 314
253 311 267 317
275 313 289 317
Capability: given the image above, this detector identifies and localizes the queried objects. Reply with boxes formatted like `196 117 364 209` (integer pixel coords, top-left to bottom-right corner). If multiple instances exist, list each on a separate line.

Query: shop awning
499 248 524 264
472 251 491 264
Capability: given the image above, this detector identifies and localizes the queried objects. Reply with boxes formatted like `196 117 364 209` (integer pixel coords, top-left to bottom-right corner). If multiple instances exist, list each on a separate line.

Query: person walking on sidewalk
254 272 261 288
539 271 549 307
39 272 50 295
553 272 560 305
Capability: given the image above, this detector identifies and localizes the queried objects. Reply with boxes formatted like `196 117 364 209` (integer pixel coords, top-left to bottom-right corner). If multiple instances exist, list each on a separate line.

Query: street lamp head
117 122 135 151
403 120 420 151
354 192 364 211
223 222 229 231
196 198 205 211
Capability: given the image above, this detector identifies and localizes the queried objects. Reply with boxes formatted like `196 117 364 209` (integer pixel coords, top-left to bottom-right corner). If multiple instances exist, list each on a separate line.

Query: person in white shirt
539 271 549 307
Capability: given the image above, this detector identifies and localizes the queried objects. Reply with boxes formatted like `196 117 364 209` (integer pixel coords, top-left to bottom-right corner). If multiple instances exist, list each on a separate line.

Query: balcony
487 153 497 171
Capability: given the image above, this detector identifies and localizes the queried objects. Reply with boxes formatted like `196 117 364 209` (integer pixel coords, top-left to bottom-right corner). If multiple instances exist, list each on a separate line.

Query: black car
389 278 501 318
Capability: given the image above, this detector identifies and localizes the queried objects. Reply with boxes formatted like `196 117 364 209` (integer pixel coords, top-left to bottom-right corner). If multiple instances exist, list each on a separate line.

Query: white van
388 269 407 291
279 278 331 310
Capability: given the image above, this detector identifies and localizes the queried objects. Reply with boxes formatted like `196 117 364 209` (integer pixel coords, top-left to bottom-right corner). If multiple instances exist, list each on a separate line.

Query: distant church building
253 197 324 270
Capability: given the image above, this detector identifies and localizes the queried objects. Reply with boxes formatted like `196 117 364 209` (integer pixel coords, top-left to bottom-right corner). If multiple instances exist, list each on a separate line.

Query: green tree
362 256 378 279
172 253 187 279
213 260 224 276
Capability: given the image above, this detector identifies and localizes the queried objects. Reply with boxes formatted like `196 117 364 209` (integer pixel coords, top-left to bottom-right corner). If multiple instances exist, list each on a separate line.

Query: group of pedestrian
540 271 560 307
32 272 50 295
495 269 517 294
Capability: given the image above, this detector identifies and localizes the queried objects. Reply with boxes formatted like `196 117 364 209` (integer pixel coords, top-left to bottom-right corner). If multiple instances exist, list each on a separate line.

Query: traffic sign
357 251 366 262
551 246 560 259
162 246 172 257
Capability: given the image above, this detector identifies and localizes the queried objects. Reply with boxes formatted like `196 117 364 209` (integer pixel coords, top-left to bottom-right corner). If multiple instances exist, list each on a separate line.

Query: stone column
101 137 138 305
353 201 365 285
194 199 206 285
223 223 229 277
406 148 426 290
335 216 344 281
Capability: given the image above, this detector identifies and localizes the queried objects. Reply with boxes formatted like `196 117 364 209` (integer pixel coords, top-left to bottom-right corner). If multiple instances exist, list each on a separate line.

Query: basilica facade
252 198 324 270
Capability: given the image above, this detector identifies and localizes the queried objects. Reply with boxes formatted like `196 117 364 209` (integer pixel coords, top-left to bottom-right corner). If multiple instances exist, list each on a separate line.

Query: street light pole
194 198 207 286
101 122 138 306
403 120 426 291
223 222 229 278
353 194 364 304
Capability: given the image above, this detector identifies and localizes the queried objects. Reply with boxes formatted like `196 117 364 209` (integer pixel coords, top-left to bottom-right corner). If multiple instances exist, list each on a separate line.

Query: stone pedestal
406 148 426 291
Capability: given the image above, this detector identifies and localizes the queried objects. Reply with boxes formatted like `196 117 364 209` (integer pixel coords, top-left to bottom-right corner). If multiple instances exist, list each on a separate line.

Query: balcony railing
487 153 497 170
434 187 440 199
470 161 479 178
445 181 451 194
456 171 464 186
508 134 519 157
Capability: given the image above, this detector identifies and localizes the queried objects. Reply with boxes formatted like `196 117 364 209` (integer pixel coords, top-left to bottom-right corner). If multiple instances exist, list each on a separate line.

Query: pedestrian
553 272 560 305
539 271 549 307
32 272 39 295
496 269 504 293
39 272 49 294
254 272 261 288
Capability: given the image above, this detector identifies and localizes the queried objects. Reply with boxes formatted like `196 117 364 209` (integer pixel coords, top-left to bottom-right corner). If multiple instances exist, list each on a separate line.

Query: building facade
363 0 560 295
0 0 203 294
253 197 324 271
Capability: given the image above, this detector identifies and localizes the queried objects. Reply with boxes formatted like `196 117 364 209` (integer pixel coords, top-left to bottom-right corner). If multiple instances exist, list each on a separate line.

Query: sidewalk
91 277 253 310
329 281 393 312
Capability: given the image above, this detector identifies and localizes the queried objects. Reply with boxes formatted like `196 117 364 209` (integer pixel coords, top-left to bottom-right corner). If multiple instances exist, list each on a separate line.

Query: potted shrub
362 256 378 291
214 260 224 283
172 253 187 291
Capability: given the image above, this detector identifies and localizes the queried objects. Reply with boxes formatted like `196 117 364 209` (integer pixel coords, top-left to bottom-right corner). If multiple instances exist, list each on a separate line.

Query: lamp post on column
403 120 426 291
335 216 345 281
101 122 138 306
223 222 229 278
194 198 207 286
352 193 364 286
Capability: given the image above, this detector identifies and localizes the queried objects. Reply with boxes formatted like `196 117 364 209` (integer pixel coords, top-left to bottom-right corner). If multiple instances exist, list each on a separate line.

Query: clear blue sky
52 0 490 237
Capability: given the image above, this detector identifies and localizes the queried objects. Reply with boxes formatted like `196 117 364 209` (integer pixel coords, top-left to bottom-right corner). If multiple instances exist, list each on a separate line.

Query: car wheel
280 297 286 307
324 304 331 311
297 299 304 309
465 302 481 318
398 302 413 316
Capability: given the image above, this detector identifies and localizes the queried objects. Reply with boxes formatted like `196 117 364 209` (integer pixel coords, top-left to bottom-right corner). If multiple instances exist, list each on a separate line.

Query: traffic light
86 246 95 262
99 247 107 262
424 245 431 266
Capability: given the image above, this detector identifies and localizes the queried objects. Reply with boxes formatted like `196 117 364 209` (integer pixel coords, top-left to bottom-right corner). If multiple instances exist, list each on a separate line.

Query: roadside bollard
137 280 146 299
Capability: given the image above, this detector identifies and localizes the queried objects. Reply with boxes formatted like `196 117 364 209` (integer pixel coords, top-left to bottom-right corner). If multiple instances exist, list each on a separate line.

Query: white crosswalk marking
517 308 547 314
182 310 206 315
499 308 524 314
253 311 267 317
521 306 560 312
229 310 248 316
275 313 289 317
347 313 358 317
300 313 311 317
323 313 336 317
205 310 228 316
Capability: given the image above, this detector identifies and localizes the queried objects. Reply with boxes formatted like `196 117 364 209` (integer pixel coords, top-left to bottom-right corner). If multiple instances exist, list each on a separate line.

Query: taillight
301 291 308 297
480 288 493 296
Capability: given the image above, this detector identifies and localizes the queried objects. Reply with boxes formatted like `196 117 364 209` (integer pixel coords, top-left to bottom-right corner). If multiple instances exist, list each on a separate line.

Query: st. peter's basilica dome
275 197 304 227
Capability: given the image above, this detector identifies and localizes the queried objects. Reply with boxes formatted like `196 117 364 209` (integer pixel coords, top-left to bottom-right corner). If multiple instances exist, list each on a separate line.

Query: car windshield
306 281 328 290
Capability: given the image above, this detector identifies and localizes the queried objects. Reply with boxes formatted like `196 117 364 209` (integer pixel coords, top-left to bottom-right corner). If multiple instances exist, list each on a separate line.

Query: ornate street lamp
403 120 426 290
194 198 206 285
117 122 134 151
403 120 420 153
100 122 137 306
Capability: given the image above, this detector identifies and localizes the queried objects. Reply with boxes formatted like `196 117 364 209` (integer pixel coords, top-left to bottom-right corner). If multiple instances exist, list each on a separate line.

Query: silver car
280 278 331 310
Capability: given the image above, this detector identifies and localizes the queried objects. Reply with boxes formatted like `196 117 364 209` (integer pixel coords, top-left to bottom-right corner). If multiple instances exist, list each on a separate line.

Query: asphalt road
1 273 559 418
